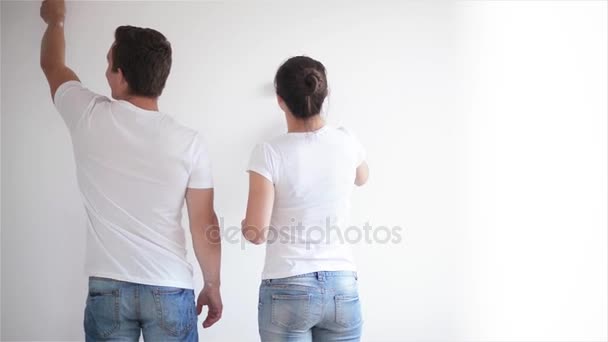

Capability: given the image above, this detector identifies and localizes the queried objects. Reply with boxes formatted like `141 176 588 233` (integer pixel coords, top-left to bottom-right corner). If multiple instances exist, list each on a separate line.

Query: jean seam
135 286 141 321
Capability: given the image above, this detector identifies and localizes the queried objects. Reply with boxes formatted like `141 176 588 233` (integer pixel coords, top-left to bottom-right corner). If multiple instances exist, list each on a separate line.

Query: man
39 1 222 340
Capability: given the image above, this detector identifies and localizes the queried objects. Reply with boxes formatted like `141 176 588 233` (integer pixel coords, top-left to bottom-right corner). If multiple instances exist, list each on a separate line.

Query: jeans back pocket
153 287 196 337
271 293 312 331
335 294 362 328
84 289 120 338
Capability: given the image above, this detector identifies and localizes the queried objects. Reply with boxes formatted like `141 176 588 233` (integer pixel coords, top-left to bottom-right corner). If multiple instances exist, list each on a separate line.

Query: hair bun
274 56 328 118
303 69 323 96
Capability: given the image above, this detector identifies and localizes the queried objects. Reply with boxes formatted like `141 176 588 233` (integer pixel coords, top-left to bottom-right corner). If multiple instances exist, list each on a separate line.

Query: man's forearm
191 213 221 287
40 0 78 98
40 22 66 71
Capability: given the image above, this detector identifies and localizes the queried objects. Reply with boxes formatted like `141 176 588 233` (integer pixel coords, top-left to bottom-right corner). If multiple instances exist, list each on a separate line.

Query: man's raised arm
40 0 79 100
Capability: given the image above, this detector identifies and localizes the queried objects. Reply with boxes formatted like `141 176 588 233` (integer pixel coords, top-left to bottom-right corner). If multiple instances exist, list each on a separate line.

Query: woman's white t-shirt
247 125 366 280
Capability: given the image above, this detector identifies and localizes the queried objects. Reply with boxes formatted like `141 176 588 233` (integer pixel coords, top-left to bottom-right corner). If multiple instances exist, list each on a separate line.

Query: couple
39 1 369 341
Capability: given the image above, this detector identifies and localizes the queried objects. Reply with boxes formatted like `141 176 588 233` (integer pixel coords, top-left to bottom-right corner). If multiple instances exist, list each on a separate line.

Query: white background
1 1 606 341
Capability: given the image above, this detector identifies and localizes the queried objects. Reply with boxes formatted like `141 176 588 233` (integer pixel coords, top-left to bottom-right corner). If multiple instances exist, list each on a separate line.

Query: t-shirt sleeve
247 143 276 183
354 135 366 166
339 127 366 166
53 80 101 131
187 134 214 189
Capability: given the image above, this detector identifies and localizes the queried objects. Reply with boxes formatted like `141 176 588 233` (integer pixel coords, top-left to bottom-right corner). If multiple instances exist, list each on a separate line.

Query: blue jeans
84 277 198 341
258 271 362 342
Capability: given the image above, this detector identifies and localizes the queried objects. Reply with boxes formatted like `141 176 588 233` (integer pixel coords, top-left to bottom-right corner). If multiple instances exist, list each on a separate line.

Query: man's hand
40 0 65 25
196 285 223 328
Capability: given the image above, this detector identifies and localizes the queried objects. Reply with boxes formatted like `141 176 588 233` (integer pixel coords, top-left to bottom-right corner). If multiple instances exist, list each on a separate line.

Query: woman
242 56 369 342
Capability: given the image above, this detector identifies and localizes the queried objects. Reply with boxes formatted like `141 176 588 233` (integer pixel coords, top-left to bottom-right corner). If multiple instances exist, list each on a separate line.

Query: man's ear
118 68 129 91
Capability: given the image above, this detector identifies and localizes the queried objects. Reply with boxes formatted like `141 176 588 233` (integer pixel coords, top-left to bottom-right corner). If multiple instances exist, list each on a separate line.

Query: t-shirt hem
187 182 214 189
87 271 194 290
247 168 273 183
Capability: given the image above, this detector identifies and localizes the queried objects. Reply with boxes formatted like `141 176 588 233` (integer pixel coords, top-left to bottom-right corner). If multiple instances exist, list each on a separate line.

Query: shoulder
55 80 108 101
335 125 355 137
163 115 199 140
152 115 205 153
54 80 111 110
255 132 291 154
335 126 362 142
251 141 279 158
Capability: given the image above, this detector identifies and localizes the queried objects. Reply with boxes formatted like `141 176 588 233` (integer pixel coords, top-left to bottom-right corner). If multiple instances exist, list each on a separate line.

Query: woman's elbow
354 174 368 186
248 235 266 245
241 220 267 245
354 162 369 186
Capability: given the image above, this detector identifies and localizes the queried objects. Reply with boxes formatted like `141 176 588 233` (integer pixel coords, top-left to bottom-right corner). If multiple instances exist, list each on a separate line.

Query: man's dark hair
112 25 172 98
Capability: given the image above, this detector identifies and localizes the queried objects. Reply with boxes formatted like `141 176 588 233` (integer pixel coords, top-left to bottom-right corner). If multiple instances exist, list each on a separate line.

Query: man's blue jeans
84 277 198 341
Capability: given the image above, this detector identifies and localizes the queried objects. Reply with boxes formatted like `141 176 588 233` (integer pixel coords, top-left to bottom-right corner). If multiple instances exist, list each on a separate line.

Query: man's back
56 80 213 289
40 14 222 338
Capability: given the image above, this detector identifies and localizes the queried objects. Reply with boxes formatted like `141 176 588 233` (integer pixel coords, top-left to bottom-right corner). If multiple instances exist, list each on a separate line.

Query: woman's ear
277 95 287 112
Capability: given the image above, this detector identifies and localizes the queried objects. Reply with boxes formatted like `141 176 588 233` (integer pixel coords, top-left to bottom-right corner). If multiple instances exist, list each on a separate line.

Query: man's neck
123 95 159 112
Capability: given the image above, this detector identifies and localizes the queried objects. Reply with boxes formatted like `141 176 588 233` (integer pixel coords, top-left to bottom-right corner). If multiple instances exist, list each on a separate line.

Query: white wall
1 1 606 341
463 2 607 340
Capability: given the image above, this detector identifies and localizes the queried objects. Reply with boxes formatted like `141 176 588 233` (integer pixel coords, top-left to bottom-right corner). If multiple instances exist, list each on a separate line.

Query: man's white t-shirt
54 81 212 289
247 125 366 280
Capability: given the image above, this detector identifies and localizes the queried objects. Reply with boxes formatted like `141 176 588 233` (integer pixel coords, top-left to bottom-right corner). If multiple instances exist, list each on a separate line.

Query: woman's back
248 125 365 279
243 55 367 342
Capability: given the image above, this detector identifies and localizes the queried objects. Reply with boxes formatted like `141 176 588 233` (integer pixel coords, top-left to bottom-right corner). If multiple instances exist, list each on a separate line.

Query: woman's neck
286 113 325 133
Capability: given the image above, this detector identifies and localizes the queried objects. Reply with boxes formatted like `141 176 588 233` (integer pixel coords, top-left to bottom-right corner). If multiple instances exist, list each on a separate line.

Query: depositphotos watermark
207 217 404 250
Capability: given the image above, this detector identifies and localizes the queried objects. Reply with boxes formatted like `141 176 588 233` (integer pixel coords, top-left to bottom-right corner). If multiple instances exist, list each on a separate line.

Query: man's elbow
40 60 58 73
40 62 70 80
